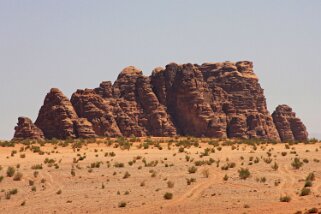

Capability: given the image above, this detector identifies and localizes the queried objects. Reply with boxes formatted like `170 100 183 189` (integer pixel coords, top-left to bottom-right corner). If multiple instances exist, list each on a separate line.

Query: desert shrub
144 160 158 167
150 170 157 177
202 168 210 178
71 168 76 176
31 164 43 170
6 166 15 177
188 166 197 174
306 172 315 181
128 161 134 166
271 162 279 171
307 208 318 213
167 181 174 188
72 141 85 149
11 150 17 156
30 146 43 154
5 192 11 200
300 187 311 196
274 179 281 186
263 157 273 164
114 162 124 168
186 178 196 185
223 174 229 181
291 158 303 169
221 162 236 170
304 180 313 187
260 177 267 183
194 160 206 166
281 152 287 156
13 172 23 181
200 148 210 157
44 158 56 164
0 141 15 147
280 195 291 202
90 162 101 168
123 171 131 179
238 168 250 180
33 171 39 177
4 189 18 200
116 137 132 150
118 201 127 208
163 192 173 200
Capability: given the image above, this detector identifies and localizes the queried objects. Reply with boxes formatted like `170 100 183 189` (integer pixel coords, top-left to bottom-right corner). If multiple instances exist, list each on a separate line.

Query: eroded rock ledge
13 61 308 142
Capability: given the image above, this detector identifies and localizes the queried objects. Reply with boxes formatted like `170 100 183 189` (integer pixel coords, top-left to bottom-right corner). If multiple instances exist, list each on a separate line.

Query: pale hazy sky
0 0 320 140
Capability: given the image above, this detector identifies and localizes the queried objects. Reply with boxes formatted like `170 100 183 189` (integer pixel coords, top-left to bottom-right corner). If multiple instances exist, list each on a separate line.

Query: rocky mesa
13 61 308 142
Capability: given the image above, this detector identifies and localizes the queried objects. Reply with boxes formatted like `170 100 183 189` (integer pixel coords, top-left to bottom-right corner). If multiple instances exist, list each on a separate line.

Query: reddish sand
0 139 321 214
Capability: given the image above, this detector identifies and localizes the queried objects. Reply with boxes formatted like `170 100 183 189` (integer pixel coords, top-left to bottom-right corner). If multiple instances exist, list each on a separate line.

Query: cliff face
199 61 280 140
13 61 309 142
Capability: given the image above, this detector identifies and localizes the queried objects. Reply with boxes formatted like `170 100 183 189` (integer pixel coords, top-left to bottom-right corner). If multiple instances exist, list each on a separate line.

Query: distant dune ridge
13 61 308 142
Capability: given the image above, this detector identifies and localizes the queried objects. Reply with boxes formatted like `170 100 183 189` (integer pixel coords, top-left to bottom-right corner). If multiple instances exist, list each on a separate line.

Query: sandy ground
0 139 321 214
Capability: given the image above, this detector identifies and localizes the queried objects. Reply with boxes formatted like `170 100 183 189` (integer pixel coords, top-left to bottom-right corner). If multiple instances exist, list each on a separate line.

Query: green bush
291 158 303 169
238 168 250 180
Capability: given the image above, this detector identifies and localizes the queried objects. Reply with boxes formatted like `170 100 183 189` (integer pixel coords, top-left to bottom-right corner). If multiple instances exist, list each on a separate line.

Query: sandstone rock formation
13 117 44 140
71 66 177 138
151 63 227 138
12 61 309 142
151 61 280 140
199 61 280 140
34 88 96 139
272 105 308 141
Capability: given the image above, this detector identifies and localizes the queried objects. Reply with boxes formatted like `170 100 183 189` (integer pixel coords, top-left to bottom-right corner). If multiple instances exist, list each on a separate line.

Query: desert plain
0 137 321 214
